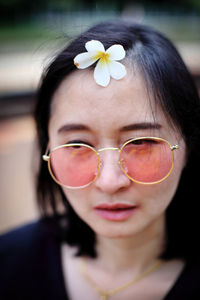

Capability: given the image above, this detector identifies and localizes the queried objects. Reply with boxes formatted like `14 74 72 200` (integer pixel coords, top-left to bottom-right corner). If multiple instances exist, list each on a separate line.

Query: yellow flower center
95 51 110 65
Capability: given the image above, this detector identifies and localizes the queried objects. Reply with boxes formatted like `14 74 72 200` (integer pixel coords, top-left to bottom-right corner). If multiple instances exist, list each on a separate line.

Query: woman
1 20 200 300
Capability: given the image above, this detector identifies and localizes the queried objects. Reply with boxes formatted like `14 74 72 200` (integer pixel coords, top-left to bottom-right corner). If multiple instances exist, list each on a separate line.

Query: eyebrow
58 124 90 134
57 122 161 134
120 122 162 132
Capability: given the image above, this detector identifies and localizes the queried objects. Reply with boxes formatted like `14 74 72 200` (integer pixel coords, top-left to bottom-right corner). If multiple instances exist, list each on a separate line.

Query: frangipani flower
74 40 127 87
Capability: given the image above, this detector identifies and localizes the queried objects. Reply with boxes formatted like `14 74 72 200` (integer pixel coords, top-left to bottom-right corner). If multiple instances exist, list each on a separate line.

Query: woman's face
48 68 186 239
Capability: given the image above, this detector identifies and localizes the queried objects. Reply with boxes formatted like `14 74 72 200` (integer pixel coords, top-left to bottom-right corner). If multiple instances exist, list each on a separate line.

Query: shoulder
0 217 59 255
0 217 65 299
165 259 200 299
0 217 60 271
181 260 200 287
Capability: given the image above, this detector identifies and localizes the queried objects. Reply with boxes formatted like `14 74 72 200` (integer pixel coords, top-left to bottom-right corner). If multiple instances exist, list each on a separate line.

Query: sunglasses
42 137 179 189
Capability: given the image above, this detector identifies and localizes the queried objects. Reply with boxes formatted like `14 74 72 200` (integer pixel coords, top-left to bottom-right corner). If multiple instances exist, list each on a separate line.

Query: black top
0 217 200 300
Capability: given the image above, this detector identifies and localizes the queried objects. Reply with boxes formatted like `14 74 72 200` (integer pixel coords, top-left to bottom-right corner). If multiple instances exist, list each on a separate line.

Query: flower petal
106 45 126 61
108 61 127 80
94 60 110 87
85 40 105 53
74 52 98 69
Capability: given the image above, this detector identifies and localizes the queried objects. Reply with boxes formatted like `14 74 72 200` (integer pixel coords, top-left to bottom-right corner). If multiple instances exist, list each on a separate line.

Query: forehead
49 68 168 134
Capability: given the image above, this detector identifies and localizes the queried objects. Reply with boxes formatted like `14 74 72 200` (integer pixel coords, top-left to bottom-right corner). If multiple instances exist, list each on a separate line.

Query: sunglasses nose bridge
98 146 120 153
97 147 121 167
95 147 129 184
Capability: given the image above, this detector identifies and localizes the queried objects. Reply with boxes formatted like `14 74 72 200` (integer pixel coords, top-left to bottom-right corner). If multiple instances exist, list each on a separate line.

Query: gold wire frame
119 137 178 185
43 143 101 189
42 137 179 189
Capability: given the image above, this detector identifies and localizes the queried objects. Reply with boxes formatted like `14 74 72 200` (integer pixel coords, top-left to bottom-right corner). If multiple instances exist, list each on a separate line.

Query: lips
94 203 137 221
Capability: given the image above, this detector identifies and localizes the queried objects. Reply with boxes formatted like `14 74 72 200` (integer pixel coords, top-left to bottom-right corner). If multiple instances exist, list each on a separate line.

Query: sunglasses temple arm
42 144 50 161
171 144 179 151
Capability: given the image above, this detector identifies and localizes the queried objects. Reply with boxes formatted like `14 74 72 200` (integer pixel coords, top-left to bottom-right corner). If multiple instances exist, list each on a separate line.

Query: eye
66 140 94 148
124 138 159 150
130 138 158 145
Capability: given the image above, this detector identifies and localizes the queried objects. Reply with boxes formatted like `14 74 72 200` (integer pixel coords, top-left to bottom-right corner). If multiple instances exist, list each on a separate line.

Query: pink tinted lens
49 145 99 187
120 139 173 183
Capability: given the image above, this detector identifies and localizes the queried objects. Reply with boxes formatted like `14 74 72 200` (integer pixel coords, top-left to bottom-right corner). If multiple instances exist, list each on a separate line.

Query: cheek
62 188 91 216
140 152 185 216
61 188 100 233
143 183 176 214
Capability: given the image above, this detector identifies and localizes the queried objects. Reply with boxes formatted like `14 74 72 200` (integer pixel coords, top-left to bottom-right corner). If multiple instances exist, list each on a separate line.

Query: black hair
34 20 200 261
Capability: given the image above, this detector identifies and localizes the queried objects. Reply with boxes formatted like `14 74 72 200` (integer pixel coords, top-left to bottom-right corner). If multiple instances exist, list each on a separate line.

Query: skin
48 68 186 299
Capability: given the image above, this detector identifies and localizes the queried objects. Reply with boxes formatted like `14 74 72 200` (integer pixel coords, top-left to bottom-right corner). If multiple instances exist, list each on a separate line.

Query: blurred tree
140 0 200 11
0 0 48 24
0 0 199 25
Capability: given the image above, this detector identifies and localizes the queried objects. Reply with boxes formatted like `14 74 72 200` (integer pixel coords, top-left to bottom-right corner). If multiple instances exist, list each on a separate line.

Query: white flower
74 40 127 87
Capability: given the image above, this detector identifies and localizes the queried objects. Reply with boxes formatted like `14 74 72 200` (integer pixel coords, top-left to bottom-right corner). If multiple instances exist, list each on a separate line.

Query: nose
94 148 131 194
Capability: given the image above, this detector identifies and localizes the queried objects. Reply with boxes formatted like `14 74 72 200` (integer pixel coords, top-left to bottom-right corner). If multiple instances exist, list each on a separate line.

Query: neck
94 216 166 274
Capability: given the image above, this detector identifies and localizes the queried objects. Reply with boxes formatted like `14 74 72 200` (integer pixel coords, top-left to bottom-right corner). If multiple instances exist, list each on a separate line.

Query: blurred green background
1 0 200 43
0 0 200 97
0 0 199 233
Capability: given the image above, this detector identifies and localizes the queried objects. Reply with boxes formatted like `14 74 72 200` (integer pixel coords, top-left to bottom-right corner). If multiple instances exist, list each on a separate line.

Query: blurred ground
0 39 199 234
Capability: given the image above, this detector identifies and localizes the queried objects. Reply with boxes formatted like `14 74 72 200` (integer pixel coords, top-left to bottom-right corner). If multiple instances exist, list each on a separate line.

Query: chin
92 223 142 239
